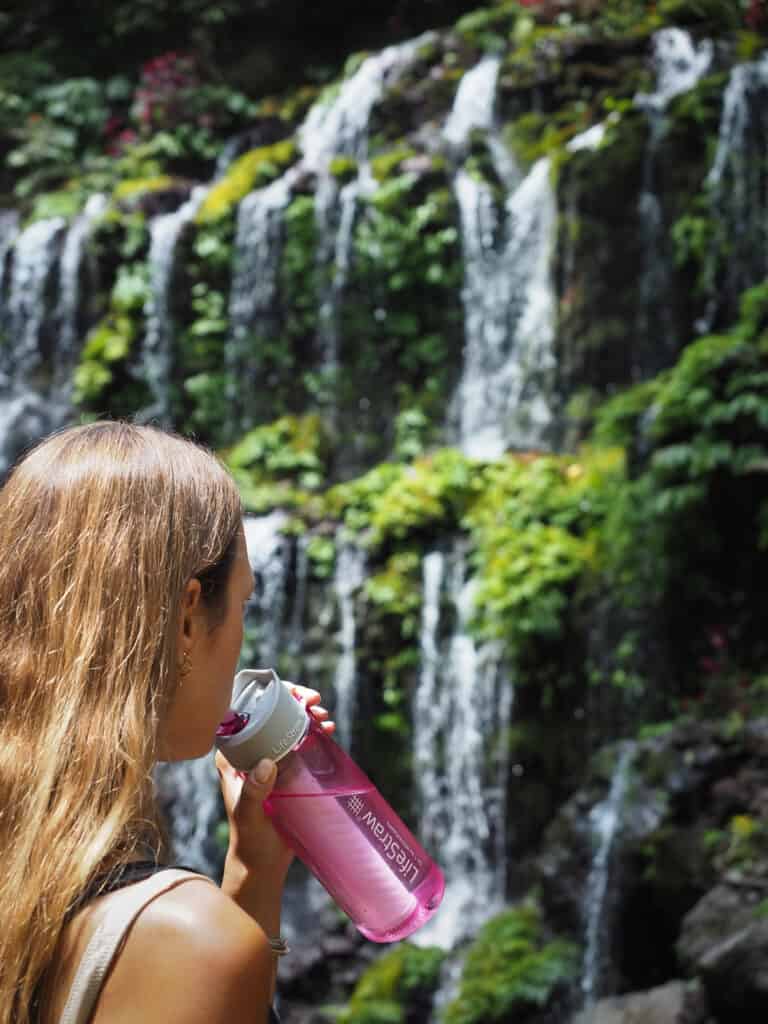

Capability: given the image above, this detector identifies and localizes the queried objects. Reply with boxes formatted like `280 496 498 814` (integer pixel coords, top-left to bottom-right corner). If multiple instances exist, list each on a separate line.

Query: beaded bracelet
268 935 290 957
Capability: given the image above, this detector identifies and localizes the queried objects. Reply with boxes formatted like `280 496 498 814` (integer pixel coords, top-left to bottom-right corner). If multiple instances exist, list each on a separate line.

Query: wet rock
677 875 768 1022
118 182 194 217
571 979 709 1024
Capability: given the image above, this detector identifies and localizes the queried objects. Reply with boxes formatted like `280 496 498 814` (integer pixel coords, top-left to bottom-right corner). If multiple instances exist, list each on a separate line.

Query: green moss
196 139 296 223
329 155 359 181
337 943 445 1024
443 899 579 1024
370 147 418 183
113 175 175 201
455 3 518 51
504 103 593 170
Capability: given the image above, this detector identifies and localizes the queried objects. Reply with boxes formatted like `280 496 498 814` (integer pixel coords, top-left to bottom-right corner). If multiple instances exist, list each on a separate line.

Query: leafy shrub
443 900 579 1024
337 943 445 1024
223 415 328 511
465 450 622 653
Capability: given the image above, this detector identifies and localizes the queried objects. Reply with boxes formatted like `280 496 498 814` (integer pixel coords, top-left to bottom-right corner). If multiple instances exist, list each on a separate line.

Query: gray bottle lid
215 668 309 772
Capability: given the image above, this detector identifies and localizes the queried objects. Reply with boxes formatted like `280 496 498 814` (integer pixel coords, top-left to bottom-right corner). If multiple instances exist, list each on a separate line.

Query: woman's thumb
243 758 277 798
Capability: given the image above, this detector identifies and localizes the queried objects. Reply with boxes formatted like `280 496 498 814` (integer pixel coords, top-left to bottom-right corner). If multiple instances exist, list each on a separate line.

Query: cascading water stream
0 210 19 311
698 51 768 332
445 56 557 458
331 542 366 749
0 216 67 474
633 28 712 367
242 511 291 670
55 193 108 393
142 185 209 424
287 532 309 663
413 546 513 951
581 742 636 1008
6 217 67 380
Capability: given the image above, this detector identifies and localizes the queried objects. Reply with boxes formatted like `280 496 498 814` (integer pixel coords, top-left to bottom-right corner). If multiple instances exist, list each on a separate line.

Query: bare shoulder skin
42 880 274 1024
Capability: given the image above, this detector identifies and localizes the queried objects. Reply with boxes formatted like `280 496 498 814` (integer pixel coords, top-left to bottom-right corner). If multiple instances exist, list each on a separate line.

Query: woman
0 420 333 1024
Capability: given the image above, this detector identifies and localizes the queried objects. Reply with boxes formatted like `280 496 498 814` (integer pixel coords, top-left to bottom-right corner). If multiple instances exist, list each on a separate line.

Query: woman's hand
290 683 335 736
217 683 334 931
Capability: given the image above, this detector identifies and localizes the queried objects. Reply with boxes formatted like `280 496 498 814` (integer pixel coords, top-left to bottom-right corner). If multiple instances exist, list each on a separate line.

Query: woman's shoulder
85 872 274 1024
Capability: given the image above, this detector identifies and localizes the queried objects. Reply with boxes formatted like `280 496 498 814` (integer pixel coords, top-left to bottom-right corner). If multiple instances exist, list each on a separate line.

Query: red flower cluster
746 0 766 29
103 115 138 156
132 52 198 134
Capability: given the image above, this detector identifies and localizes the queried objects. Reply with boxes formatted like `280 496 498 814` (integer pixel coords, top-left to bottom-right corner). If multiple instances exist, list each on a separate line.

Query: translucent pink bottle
216 669 445 942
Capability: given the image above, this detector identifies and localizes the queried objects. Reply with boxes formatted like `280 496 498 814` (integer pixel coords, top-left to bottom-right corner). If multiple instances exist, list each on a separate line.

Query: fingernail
249 760 273 784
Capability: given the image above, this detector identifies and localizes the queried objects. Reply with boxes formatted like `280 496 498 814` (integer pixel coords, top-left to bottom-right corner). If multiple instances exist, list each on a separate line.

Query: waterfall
413 546 513 949
453 158 557 458
634 29 713 365
445 56 557 458
226 173 295 435
0 210 19 310
0 216 66 475
6 217 66 379
567 122 608 154
299 35 431 388
634 28 713 116
443 55 502 150
243 511 291 669
332 542 366 748
154 754 224 877
699 52 768 331
142 185 209 424
55 193 108 391
581 742 636 1008
288 532 309 662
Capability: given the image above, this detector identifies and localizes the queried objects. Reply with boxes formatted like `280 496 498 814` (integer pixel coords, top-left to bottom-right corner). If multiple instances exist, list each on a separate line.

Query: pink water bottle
215 669 445 942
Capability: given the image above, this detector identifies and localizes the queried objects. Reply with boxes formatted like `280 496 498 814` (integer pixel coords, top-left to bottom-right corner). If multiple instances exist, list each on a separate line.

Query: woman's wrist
221 850 286 938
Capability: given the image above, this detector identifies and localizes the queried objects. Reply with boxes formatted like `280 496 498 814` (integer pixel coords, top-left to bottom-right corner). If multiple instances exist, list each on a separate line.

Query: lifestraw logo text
345 795 424 887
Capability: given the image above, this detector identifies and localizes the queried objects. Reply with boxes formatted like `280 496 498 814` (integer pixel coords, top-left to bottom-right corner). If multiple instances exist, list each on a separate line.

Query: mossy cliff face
1 2 768 1022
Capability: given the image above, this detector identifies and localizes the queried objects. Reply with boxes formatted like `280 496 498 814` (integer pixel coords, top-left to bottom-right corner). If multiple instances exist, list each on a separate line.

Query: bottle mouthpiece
215 668 308 772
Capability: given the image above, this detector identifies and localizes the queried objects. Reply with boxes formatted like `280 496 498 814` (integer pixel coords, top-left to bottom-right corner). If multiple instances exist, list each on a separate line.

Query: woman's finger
286 682 336 732
290 683 321 705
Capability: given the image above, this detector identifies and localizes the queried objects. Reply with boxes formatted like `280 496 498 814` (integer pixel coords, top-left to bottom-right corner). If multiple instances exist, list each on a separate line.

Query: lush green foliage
442 899 579 1024
337 167 464 455
466 450 621 652
197 140 297 223
337 943 445 1024
223 415 328 512
73 211 153 413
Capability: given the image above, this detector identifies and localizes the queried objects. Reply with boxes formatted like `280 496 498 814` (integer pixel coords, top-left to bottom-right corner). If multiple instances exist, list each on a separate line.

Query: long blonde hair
0 421 242 1024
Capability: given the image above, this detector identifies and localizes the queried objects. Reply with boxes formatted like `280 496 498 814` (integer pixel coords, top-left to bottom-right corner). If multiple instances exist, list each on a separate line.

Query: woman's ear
178 577 203 646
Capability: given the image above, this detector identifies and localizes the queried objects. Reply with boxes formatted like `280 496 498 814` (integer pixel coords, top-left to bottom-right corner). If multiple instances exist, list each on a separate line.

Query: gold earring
179 649 192 680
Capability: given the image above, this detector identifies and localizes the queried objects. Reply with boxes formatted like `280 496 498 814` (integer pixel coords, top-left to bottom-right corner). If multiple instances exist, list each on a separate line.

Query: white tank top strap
58 868 215 1024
